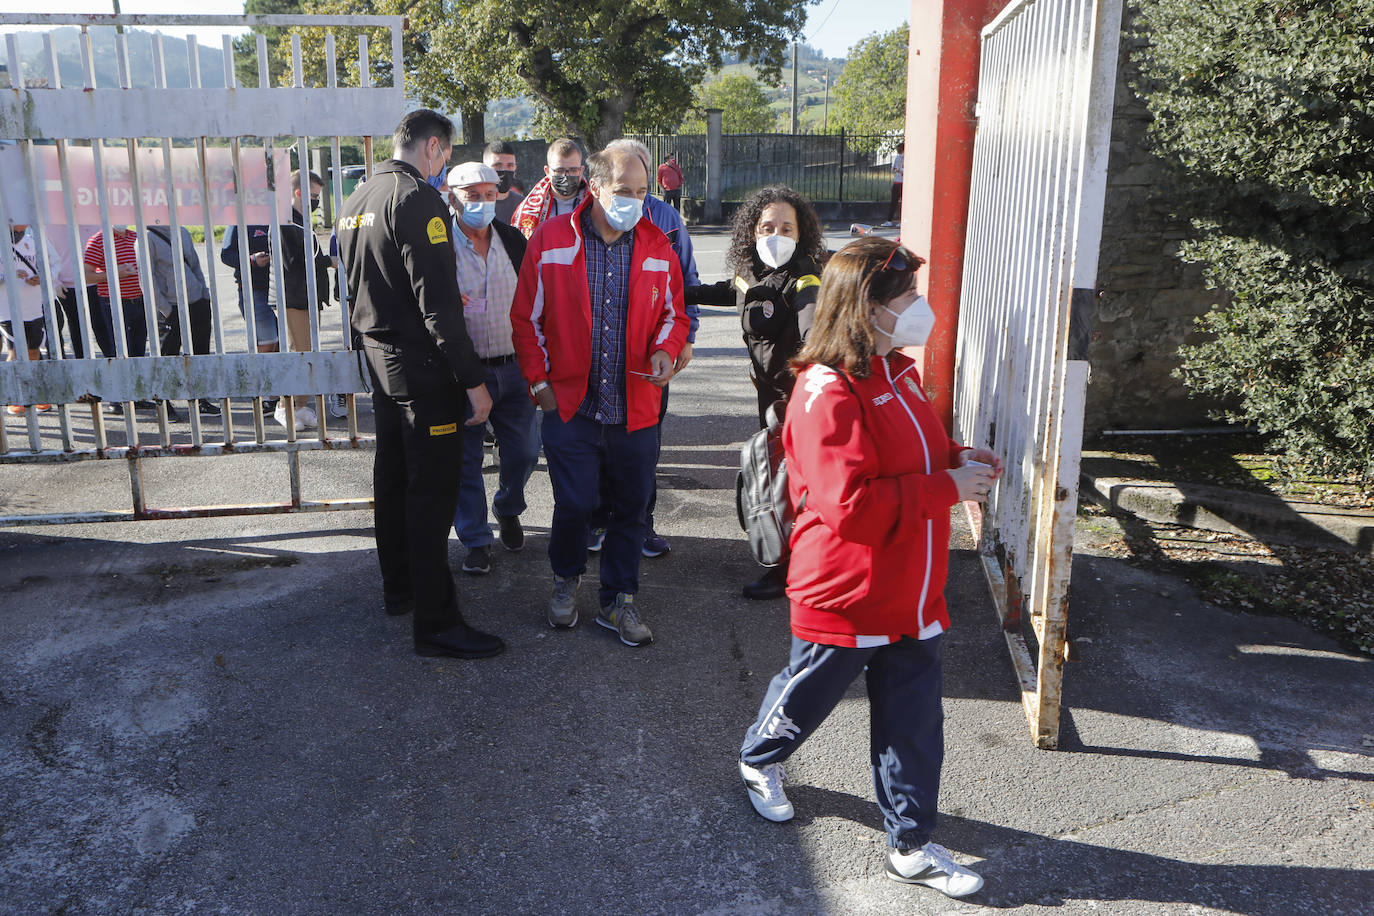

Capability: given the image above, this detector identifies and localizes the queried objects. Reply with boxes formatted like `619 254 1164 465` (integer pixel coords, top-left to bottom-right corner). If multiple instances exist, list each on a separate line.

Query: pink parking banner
32 146 292 227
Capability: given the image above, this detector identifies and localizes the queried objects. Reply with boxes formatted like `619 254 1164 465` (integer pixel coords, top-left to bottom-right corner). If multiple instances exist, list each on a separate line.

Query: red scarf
511 175 556 239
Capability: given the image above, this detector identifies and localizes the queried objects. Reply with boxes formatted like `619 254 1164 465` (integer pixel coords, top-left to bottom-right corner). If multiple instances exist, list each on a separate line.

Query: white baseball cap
447 161 499 188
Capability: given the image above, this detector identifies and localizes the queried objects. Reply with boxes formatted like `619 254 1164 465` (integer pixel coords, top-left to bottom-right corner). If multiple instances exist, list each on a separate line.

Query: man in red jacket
511 146 688 646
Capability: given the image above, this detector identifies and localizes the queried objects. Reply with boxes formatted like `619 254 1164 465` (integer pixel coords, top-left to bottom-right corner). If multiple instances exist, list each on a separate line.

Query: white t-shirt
892 153 905 184
2 230 59 324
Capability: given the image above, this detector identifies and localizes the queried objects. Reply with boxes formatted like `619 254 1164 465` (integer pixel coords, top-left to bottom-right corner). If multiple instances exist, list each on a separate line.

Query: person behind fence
442 161 539 578
336 108 503 661
48 223 100 361
689 185 826 600
2 223 58 416
586 138 704 560
483 141 525 225
511 138 587 238
656 152 684 211
145 223 217 419
268 170 332 432
736 236 1003 900
83 224 154 412
882 141 905 228
510 146 687 647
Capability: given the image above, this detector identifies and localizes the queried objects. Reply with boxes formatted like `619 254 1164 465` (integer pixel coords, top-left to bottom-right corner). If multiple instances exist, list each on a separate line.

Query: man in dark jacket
270 170 332 430
336 109 502 660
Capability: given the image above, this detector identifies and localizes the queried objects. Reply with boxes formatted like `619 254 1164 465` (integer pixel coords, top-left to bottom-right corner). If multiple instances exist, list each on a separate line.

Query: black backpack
736 401 795 568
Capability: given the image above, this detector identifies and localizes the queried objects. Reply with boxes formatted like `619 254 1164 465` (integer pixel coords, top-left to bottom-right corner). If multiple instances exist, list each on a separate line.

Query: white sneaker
885 842 984 897
880 220 896 227
272 403 315 433
328 394 348 418
739 760 793 822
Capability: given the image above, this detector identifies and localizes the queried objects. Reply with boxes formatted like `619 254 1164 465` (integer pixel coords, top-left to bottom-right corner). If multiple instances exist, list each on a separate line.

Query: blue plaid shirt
578 210 635 424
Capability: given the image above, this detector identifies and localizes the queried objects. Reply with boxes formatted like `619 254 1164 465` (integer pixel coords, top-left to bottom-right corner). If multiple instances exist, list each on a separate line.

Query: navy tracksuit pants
741 633 945 851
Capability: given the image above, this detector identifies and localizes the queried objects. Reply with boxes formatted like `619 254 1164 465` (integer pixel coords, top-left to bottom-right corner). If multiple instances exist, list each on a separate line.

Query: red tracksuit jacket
510 196 687 432
784 353 967 647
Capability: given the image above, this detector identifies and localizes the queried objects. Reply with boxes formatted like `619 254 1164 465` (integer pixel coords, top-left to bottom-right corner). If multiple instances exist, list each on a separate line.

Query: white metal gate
0 13 403 525
953 0 1122 747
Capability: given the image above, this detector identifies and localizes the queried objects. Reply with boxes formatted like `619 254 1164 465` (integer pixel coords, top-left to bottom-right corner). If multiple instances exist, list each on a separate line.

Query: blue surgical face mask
603 194 643 232
427 174 445 192
460 200 496 229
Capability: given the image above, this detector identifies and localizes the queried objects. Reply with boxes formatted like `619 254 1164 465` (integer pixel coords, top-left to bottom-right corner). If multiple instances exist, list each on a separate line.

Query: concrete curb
1081 474 1374 555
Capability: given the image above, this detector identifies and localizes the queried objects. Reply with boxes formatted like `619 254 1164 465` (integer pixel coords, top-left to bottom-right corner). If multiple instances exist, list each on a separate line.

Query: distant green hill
9 27 229 89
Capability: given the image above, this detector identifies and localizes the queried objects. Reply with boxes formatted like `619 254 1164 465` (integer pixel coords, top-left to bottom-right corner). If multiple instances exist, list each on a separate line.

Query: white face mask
756 234 796 269
877 296 936 348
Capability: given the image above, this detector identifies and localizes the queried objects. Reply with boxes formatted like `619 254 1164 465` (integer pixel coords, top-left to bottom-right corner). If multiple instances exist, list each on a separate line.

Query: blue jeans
233 284 279 347
452 359 541 548
742 634 946 851
540 411 657 607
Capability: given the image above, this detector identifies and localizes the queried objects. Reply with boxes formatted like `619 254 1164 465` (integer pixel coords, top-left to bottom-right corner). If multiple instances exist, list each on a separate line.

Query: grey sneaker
596 593 653 647
548 574 580 628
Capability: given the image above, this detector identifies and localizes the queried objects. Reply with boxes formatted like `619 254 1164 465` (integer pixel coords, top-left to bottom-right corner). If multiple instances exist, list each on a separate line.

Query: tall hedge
1131 0 1373 483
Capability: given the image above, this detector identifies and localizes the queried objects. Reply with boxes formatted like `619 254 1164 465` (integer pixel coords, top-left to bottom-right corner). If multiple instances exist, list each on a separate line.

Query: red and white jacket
784 353 967 647
510 195 688 432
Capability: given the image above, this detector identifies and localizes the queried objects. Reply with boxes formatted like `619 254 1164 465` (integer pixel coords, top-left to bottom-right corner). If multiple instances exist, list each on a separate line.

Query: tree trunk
461 105 486 145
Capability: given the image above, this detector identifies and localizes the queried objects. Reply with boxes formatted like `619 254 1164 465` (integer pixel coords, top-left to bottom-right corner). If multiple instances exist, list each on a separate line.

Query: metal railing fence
0 13 404 526
630 131 898 204
953 0 1122 748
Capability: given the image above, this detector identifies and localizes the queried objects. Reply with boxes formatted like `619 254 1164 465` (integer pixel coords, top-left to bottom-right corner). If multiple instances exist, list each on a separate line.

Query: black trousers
664 188 682 211
887 181 903 222
55 285 100 359
157 298 213 356
369 364 467 638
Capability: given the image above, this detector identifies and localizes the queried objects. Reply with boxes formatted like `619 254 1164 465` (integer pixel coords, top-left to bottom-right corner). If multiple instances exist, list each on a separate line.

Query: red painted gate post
902 0 1005 428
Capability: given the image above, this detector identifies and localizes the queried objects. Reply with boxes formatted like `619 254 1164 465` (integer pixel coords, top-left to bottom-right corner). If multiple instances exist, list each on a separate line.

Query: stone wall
1087 28 1230 433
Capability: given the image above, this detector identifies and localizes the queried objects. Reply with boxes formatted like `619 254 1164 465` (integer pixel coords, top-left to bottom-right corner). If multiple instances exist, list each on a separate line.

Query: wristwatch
530 381 551 396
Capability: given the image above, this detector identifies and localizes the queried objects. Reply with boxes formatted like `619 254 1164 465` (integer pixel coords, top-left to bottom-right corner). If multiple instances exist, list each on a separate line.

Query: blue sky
0 0 910 61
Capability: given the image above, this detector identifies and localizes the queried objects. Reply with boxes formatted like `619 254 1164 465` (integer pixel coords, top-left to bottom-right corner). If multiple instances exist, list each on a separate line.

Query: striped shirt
83 230 141 300
452 219 520 359
577 210 634 425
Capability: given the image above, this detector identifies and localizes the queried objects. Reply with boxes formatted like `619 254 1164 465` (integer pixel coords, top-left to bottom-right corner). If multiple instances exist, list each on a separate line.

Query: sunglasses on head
878 244 924 275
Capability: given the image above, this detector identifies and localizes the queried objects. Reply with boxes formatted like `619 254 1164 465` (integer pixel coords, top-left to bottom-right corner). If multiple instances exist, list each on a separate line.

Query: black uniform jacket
336 159 485 398
690 254 823 398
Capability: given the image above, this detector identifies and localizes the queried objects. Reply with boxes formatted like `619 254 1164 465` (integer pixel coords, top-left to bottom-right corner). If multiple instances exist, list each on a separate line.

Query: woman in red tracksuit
736 237 1002 899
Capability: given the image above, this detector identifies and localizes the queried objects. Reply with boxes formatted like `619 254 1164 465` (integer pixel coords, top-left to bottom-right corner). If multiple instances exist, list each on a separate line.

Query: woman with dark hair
689 185 826 599
691 184 826 425
736 236 1001 899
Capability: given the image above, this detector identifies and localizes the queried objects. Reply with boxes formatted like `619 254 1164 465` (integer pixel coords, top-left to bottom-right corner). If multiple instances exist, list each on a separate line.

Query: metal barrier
0 13 404 526
953 0 1121 747
629 131 898 204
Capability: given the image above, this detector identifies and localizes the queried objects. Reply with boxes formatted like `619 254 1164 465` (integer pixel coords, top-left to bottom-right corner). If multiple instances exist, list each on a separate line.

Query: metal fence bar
953 0 1121 748
0 13 403 526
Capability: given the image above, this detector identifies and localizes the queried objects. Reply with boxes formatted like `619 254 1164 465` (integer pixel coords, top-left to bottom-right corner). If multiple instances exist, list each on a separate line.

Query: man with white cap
444 161 538 577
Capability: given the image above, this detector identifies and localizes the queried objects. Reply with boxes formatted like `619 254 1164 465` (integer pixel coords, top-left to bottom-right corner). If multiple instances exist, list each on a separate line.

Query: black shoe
461 545 491 575
161 401 182 422
414 621 505 659
134 399 157 411
197 399 222 417
496 515 525 552
262 397 279 416
103 401 124 416
383 591 414 616
742 566 788 601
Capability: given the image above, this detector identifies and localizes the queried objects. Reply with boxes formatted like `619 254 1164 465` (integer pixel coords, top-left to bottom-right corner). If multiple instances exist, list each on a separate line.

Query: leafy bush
1131 0 1374 484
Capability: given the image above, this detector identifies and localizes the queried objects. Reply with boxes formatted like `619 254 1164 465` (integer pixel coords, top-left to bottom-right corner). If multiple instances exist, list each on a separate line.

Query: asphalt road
1 227 1371 914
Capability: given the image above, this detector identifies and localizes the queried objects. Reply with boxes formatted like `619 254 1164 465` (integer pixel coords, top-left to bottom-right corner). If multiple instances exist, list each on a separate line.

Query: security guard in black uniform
336 109 503 659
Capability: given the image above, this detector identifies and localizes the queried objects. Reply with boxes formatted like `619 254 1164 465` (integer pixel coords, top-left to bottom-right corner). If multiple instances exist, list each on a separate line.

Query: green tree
833 24 908 135
233 0 304 89
1133 0 1374 483
681 74 777 133
282 0 517 144
484 0 806 147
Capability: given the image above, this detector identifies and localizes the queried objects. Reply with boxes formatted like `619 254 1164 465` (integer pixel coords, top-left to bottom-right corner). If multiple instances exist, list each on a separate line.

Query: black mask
550 173 582 198
309 196 321 209
494 170 515 194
